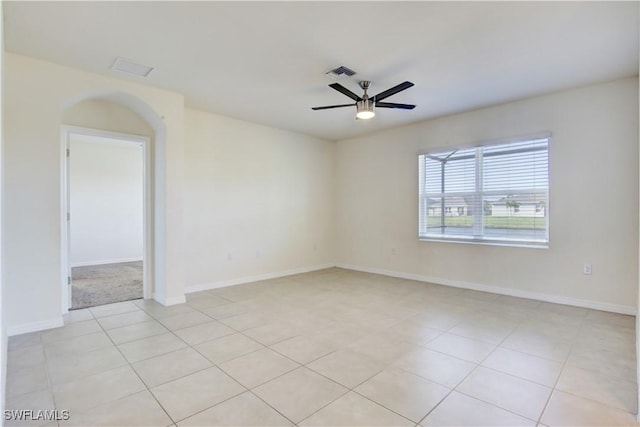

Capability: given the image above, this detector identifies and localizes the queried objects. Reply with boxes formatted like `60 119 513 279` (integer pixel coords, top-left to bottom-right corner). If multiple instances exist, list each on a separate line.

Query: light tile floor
4 268 638 426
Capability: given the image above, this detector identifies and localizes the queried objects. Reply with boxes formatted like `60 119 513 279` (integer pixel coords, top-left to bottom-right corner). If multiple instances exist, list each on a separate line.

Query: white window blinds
419 137 549 246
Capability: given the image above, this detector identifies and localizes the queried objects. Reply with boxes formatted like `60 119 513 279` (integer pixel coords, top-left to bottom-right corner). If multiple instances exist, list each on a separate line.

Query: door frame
61 125 152 313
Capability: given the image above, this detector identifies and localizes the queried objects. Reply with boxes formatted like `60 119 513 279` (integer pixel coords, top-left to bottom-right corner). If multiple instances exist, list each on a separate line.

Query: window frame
418 133 550 248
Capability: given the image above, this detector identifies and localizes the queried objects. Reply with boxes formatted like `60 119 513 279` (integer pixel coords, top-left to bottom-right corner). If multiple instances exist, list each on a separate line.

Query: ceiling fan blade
375 102 416 110
372 81 415 102
311 103 355 110
329 83 362 101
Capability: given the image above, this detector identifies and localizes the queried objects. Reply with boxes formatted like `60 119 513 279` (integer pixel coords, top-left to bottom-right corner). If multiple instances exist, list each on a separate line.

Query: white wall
69 135 143 267
3 53 186 333
183 109 334 289
335 77 639 313
0 0 6 415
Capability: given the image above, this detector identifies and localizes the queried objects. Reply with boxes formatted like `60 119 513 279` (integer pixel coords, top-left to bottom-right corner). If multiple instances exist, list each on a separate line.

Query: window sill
419 236 549 249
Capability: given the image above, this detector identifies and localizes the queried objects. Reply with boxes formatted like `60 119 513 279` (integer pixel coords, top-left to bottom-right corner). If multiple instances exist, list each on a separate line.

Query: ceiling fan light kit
312 79 416 121
355 81 374 120
356 99 375 120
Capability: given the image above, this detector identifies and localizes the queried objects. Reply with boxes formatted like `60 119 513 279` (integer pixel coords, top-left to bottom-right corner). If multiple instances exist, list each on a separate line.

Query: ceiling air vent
325 65 357 80
111 57 154 77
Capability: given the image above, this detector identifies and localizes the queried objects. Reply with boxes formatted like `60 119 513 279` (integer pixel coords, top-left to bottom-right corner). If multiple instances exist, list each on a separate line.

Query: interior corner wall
335 77 639 312
183 109 335 290
3 53 186 333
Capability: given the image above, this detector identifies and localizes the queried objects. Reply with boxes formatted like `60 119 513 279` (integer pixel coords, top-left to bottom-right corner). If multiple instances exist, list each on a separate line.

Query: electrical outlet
227 253 233 261
583 263 592 275
391 248 396 255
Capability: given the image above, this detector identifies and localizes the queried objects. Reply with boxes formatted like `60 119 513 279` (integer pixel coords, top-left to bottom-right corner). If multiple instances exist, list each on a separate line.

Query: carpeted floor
71 261 143 309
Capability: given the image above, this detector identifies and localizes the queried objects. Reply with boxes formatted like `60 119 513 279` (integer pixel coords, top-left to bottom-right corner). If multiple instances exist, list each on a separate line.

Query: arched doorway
62 126 149 310
59 93 166 313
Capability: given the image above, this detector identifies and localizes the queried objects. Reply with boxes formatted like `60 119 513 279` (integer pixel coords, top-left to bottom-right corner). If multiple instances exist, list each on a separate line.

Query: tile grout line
535 318 580 425
206 281 574 424
9 271 637 426
88 303 178 424
192 282 317 425
415 308 534 425
41 316 118 425
127 301 264 425
535 308 639 423
156 296 300 425
66 301 239 423
192 285 378 425
40 307 158 424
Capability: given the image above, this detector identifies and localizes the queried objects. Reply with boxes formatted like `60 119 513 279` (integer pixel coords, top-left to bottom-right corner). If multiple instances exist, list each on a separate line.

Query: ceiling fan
312 80 416 120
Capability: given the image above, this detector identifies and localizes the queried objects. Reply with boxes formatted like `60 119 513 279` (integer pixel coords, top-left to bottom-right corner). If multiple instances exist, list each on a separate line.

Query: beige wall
335 77 639 312
637 73 640 422
1 51 638 335
2 53 337 334
183 109 334 289
63 99 154 138
0 0 6 412
3 53 186 333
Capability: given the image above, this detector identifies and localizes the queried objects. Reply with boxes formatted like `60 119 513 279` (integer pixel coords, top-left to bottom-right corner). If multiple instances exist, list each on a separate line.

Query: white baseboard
185 263 336 294
71 257 143 268
152 293 186 307
7 317 64 337
336 263 636 316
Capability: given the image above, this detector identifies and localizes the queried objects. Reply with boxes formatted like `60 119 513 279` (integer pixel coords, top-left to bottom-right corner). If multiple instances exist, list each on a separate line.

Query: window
418 136 549 246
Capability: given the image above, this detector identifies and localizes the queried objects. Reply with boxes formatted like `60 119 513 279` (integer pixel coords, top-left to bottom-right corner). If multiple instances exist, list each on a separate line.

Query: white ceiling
3 1 639 141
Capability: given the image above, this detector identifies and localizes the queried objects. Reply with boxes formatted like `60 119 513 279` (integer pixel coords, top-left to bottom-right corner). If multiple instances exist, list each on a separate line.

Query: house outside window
418 136 549 247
